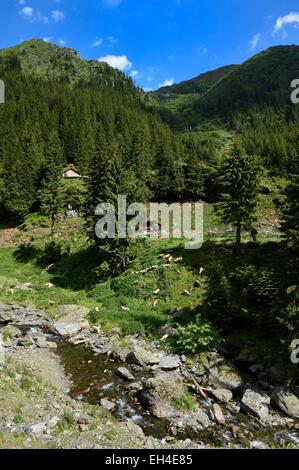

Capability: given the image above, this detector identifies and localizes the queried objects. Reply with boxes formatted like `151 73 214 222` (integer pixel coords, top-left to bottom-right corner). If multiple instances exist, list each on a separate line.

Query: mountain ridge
0 39 137 94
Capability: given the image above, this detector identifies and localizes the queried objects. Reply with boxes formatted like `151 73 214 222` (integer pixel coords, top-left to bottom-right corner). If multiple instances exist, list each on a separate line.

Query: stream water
55 342 299 449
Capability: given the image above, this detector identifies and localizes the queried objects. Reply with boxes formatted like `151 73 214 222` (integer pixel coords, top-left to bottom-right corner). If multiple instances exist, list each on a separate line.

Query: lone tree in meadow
216 141 261 254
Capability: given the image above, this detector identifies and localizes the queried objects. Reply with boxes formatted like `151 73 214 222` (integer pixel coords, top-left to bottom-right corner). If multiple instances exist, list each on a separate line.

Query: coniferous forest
0 36 298 452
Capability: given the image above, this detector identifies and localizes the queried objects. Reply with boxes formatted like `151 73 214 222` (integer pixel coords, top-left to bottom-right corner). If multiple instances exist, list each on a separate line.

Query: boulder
208 364 243 391
211 388 233 404
0 307 12 324
272 389 299 419
1 324 22 337
140 372 184 419
156 325 178 338
241 389 271 422
116 367 135 381
100 398 116 412
52 305 90 337
159 355 181 371
126 345 160 367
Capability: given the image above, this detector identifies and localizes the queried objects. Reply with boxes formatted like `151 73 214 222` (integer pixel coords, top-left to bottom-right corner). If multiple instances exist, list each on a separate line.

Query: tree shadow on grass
13 243 100 291
49 245 99 291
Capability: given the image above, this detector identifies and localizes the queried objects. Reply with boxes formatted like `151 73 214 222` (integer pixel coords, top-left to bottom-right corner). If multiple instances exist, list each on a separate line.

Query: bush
175 314 221 354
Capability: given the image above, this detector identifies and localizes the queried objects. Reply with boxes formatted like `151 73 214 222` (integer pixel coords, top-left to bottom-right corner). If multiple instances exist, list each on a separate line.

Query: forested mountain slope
153 46 299 173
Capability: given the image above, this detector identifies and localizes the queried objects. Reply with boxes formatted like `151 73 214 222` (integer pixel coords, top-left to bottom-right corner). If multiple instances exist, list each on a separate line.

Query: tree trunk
51 214 56 237
235 222 241 255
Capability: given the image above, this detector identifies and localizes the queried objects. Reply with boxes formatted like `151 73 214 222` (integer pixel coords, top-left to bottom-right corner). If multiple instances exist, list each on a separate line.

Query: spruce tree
39 131 64 235
216 141 261 254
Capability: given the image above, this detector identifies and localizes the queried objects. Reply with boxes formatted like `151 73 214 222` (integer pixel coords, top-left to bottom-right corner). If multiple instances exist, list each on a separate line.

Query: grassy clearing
0 193 283 337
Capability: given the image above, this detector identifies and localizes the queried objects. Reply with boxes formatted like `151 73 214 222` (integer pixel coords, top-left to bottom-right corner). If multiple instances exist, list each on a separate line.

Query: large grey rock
0 305 12 324
208 364 243 391
272 389 299 419
116 367 135 381
241 389 271 422
100 398 116 412
1 324 22 337
156 325 178 338
159 355 181 371
140 372 184 419
52 305 90 337
211 388 233 404
126 345 160 367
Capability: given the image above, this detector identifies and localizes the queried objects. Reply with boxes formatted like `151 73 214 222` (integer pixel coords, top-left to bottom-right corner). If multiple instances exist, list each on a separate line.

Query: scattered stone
100 398 116 412
126 345 160 367
116 367 135 381
18 336 35 348
0 309 12 324
121 306 130 312
52 306 90 337
183 290 191 297
194 280 201 288
212 403 225 425
169 309 184 321
272 389 299 419
230 424 242 438
1 324 22 337
156 325 178 338
79 424 88 432
208 364 243 391
154 289 161 295
30 423 46 435
159 355 181 371
36 337 49 349
126 382 143 394
47 416 59 429
140 372 184 419
241 389 271 422
211 388 233 404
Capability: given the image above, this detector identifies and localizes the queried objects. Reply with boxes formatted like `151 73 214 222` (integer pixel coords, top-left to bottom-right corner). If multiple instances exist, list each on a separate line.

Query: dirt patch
8 348 71 392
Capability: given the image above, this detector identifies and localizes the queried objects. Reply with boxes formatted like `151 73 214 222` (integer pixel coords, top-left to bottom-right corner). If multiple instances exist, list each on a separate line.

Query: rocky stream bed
1 302 299 449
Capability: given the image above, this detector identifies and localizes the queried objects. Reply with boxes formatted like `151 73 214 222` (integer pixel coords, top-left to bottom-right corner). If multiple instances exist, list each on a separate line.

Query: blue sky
1 0 299 90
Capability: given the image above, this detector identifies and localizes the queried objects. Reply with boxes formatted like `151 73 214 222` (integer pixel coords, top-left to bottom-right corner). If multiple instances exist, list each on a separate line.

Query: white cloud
99 55 132 71
20 6 34 17
18 0 26 5
42 15 49 24
103 0 123 8
51 10 65 22
43 37 52 43
58 39 67 46
274 12 299 33
197 45 208 56
92 39 103 47
130 70 140 78
159 78 175 88
107 36 117 46
143 87 153 92
249 33 261 51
